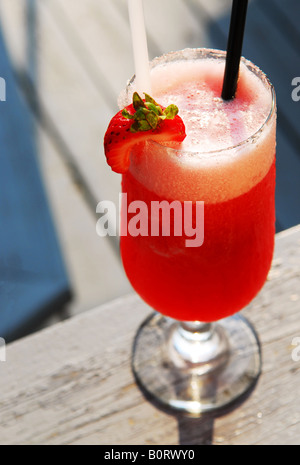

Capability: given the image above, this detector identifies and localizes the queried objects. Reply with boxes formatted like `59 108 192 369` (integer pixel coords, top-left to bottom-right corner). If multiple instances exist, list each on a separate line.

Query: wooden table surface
0 225 300 445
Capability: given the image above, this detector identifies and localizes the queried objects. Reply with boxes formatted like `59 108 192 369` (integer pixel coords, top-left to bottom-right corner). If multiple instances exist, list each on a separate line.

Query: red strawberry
104 92 186 174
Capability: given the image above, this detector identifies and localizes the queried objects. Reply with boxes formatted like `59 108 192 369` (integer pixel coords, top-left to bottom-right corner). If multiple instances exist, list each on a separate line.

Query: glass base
132 313 261 415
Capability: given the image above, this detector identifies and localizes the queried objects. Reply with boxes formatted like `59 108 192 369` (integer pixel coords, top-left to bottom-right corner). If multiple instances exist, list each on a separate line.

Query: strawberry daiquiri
103 48 276 414
105 49 276 323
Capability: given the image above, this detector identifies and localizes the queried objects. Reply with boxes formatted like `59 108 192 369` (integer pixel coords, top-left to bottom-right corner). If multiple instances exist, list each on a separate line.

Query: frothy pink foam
126 52 276 203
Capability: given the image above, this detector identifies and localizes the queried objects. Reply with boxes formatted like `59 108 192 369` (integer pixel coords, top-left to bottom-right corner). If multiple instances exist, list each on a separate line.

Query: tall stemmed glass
119 48 276 414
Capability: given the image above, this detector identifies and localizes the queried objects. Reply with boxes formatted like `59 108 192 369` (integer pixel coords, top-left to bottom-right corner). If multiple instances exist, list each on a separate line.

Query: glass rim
124 47 276 157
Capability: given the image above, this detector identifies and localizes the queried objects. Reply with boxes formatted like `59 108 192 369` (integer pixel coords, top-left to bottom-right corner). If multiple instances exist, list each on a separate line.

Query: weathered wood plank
185 0 232 49
43 0 128 105
262 0 300 57
46 0 208 94
36 128 131 318
0 0 122 224
0 226 299 445
142 0 206 56
186 0 232 24
272 133 300 231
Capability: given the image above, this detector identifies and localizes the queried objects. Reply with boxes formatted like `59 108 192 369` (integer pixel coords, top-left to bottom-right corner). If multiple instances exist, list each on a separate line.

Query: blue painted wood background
0 26 72 342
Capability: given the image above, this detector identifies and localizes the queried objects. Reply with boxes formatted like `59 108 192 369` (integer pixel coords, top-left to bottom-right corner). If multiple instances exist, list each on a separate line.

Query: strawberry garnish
104 93 186 174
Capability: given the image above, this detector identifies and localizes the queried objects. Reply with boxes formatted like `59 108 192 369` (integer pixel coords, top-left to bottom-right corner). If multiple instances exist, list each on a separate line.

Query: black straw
222 0 249 101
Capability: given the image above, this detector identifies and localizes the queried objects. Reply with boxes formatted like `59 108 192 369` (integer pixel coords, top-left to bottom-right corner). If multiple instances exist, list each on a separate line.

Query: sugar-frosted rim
122 48 276 157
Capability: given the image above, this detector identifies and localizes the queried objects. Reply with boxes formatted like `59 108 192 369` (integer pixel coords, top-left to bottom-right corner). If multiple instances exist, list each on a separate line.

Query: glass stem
169 320 230 374
180 321 213 341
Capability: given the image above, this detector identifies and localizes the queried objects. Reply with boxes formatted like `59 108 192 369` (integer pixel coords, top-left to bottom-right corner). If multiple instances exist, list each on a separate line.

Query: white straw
128 0 152 95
